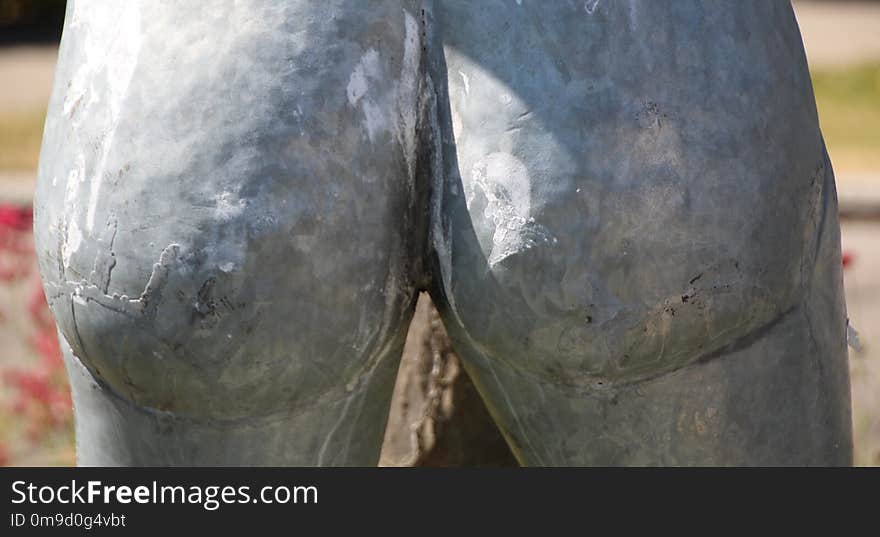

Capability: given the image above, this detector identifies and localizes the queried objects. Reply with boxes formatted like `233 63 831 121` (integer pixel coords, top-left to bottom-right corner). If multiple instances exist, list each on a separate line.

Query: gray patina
34 0 852 466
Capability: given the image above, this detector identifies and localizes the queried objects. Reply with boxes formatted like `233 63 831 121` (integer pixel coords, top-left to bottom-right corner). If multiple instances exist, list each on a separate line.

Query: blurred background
0 0 878 466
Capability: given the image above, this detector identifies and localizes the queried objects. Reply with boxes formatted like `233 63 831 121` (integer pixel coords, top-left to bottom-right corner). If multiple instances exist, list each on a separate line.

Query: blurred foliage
0 205 75 466
0 0 65 25
813 63 880 172
0 0 65 43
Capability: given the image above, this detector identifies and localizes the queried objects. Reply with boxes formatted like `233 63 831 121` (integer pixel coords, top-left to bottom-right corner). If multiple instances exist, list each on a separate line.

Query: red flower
0 205 32 231
0 204 73 457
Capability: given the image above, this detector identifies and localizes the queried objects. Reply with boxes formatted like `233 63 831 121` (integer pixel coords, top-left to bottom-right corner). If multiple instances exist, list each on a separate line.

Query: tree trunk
380 294 518 467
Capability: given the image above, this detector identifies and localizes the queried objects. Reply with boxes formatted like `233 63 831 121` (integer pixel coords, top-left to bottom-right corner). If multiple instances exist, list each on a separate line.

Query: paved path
793 1 880 69
0 172 36 205
0 45 56 110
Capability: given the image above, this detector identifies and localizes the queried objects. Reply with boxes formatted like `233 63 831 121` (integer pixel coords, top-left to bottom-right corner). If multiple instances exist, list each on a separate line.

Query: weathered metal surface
34 0 851 466
427 0 851 465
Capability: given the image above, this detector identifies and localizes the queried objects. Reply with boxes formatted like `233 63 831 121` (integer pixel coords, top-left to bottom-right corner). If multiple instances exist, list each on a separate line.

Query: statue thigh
429 0 853 465
34 0 423 465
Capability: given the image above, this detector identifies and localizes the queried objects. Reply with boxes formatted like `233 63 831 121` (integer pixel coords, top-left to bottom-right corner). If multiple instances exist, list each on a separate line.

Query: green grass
812 62 880 173
0 106 46 171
